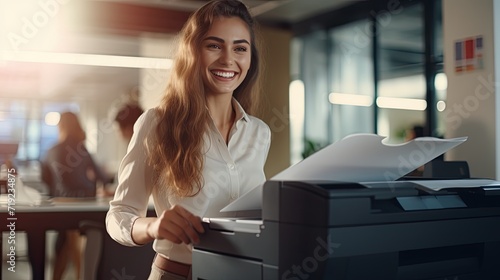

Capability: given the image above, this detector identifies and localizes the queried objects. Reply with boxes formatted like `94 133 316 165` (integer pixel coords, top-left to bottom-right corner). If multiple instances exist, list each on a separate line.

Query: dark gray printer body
192 180 500 280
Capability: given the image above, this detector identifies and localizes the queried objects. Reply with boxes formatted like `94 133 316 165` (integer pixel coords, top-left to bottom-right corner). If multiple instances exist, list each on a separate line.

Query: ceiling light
434 73 448 91
45 112 60 126
328 93 373 107
376 97 427 111
436 100 446 112
0 50 173 69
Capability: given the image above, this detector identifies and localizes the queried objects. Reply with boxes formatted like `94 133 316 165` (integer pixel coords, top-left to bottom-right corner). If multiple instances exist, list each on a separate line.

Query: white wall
443 0 498 179
139 33 176 110
80 94 132 176
260 26 292 177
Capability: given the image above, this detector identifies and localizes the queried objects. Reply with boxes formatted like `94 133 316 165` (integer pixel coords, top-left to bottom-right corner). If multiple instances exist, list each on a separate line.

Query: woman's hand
146 205 205 244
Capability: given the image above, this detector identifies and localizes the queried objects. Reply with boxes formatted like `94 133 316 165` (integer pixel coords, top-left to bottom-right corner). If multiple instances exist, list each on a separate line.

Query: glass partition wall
377 2 425 143
290 0 443 160
329 19 375 142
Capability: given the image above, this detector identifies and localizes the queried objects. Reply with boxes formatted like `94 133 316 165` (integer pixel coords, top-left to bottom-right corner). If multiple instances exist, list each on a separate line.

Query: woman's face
200 16 251 97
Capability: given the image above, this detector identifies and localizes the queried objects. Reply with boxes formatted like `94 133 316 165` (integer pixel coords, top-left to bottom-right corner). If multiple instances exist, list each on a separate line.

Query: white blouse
105 99 271 264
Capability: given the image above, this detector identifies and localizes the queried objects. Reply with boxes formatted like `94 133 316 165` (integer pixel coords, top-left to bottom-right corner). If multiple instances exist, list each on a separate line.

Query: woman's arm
106 110 204 246
132 205 204 245
106 110 156 246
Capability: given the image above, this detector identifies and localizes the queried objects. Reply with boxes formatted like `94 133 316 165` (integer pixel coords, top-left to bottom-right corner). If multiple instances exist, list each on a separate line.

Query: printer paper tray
203 218 262 234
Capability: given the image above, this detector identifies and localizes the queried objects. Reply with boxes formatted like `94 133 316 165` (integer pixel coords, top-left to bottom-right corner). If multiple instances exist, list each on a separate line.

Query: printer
192 178 500 279
192 135 500 279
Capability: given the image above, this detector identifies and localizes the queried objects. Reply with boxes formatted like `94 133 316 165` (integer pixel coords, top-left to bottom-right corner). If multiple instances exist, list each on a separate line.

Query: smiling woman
105 1 271 279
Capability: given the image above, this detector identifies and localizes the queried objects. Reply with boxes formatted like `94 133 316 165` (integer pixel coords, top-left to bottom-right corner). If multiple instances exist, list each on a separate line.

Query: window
0 98 79 162
292 0 443 158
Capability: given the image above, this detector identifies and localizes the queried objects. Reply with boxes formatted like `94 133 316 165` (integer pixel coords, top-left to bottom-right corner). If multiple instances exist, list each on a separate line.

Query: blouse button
228 163 235 170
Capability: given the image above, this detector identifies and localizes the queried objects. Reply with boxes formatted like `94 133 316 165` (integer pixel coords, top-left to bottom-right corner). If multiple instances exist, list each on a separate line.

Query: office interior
1 0 500 279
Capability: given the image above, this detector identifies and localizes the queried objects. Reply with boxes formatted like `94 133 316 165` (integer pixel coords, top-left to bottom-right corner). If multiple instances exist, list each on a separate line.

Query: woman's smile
211 70 237 79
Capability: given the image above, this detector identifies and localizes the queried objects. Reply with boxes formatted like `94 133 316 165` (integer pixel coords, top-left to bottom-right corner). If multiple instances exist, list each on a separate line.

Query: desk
0 198 155 280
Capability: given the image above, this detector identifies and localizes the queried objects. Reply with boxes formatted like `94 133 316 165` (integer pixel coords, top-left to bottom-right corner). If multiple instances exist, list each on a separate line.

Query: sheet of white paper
0 179 41 206
272 134 467 182
361 179 500 191
220 183 263 212
221 134 468 212
407 179 500 191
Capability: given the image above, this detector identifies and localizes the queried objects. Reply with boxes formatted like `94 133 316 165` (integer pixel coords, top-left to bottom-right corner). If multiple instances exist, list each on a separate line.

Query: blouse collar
232 98 249 123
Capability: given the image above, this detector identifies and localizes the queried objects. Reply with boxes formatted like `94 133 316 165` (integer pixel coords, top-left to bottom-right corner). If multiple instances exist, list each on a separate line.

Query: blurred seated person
41 111 111 280
42 112 111 197
114 103 144 143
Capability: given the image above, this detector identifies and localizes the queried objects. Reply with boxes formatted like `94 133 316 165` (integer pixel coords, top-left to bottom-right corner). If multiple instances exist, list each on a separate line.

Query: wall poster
454 35 483 73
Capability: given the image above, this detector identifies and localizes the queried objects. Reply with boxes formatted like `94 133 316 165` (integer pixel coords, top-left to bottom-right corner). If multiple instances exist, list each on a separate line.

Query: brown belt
153 254 192 278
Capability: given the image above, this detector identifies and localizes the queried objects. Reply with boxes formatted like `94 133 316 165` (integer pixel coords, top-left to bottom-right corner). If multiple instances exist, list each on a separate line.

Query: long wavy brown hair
146 0 263 197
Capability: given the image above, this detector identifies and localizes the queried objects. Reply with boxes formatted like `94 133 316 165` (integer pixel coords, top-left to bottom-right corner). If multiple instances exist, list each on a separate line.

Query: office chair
80 220 156 280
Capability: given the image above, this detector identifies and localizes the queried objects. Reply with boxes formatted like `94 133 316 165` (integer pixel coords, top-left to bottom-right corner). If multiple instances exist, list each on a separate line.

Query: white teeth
212 71 235 78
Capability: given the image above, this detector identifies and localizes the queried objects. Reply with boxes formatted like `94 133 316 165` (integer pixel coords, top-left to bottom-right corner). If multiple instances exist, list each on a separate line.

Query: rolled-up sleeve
106 109 157 246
